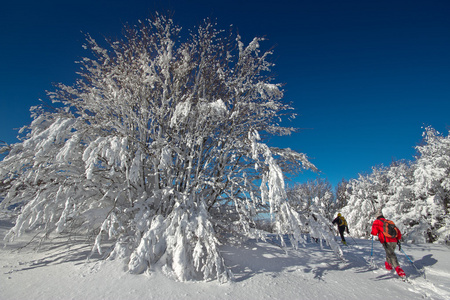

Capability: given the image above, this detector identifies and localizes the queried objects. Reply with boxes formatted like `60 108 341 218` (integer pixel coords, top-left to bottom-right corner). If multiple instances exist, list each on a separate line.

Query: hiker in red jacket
371 209 406 278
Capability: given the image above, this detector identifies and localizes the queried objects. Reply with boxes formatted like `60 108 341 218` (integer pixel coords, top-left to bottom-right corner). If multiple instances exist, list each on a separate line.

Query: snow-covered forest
0 13 449 288
340 126 450 245
285 125 450 248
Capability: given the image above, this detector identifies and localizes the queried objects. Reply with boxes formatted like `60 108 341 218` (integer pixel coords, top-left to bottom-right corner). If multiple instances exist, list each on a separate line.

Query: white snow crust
1 218 449 300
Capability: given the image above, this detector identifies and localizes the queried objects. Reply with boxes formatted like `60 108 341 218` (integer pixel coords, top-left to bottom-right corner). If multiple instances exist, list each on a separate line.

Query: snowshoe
395 266 406 278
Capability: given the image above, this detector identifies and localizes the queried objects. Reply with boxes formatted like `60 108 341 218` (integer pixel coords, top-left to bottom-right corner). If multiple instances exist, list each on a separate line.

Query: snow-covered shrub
0 14 322 281
284 178 342 256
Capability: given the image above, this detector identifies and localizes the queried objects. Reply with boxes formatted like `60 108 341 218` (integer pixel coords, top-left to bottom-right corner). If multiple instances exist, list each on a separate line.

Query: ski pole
371 236 373 257
349 235 357 245
400 248 414 265
370 235 374 267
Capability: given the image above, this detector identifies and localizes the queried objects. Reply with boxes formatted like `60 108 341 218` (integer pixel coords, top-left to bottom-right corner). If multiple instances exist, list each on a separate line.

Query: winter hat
376 208 384 218
337 213 342 217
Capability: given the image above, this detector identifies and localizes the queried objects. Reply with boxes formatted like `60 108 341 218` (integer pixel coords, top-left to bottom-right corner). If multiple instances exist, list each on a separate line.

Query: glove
346 229 349 234
398 242 401 251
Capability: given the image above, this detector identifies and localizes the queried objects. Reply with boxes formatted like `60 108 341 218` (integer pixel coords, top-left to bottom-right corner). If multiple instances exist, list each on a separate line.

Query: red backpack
380 219 399 239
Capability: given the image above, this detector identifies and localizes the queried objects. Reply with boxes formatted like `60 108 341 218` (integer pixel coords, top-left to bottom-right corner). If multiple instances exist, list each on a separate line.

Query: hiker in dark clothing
332 213 349 245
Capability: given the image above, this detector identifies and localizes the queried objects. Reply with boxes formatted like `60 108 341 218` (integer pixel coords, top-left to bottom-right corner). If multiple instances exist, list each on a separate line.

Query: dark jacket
332 216 349 233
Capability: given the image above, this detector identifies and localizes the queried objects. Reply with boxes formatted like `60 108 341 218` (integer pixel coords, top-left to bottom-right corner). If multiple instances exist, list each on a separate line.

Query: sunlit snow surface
1 218 449 300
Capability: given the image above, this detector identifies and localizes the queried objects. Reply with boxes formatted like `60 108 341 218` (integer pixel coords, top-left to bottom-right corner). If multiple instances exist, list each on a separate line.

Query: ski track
356 242 450 300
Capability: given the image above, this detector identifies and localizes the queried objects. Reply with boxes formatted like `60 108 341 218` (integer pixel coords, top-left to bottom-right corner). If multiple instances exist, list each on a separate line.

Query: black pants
338 227 346 242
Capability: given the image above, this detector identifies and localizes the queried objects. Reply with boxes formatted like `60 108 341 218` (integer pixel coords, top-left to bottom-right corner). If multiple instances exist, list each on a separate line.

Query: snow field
2 218 449 300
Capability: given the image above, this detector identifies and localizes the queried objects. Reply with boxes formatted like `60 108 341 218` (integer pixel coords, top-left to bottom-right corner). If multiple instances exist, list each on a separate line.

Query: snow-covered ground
1 217 449 300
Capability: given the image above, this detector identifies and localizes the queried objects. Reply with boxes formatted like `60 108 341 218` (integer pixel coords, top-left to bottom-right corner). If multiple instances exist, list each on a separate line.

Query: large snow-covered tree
0 15 337 282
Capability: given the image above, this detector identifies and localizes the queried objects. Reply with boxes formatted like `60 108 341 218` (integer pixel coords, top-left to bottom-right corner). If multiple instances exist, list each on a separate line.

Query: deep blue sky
1 0 449 187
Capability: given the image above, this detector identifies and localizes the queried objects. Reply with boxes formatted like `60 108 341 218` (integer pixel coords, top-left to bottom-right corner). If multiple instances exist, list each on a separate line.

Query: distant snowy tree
285 178 342 254
341 166 390 238
287 178 335 220
335 178 350 210
0 141 11 196
0 14 332 282
411 127 450 243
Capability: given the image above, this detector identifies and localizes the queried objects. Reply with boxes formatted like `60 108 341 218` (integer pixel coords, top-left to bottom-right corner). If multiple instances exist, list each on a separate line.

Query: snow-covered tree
287 178 335 220
341 165 390 238
411 126 450 243
285 178 342 254
0 14 332 282
335 178 350 210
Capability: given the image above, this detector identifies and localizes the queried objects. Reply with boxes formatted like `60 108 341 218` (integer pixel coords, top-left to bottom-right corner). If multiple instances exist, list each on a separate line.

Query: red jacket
371 217 401 244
